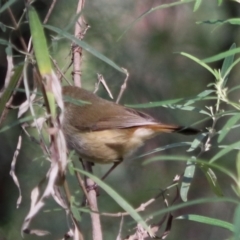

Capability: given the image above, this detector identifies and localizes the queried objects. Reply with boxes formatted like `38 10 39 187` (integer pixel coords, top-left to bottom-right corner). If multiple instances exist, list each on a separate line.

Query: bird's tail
145 124 200 135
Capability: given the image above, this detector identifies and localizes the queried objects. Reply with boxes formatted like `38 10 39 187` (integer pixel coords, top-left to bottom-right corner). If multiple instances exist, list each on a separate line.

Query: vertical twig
85 163 103 240
72 1 103 239
116 68 129 104
73 0 86 87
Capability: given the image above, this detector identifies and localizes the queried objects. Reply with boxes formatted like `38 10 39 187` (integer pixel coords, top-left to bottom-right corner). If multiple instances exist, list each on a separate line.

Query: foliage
0 0 240 239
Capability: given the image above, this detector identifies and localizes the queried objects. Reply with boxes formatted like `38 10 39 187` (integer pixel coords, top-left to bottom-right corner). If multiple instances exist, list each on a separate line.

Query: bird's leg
101 160 122 180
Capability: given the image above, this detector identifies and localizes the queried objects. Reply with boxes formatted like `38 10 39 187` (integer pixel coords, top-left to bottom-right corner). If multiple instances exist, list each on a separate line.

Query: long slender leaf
233 204 240 240
180 52 216 76
203 48 240 63
0 65 23 119
45 25 124 74
193 0 202 11
176 214 233 231
210 140 240 163
73 168 154 237
218 114 240 143
197 18 240 26
221 43 236 87
162 105 210 115
199 166 223 196
143 155 237 183
135 142 192 159
0 0 17 13
117 0 194 41
223 57 240 81
187 133 206 152
0 116 34 133
180 158 196 202
221 43 236 77
126 96 216 109
28 7 52 75
151 197 238 219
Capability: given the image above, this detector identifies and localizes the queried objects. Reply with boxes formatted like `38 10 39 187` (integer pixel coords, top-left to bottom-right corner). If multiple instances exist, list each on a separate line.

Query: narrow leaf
233 204 240 240
180 158 196 202
221 43 236 87
210 140 240 163
28 7 52 75
74 168 153 237
180 52 216 76
203 48 240 63
117 0 194 41
0 65 23 119
0 116 34 133
151 197 238 219
187 133 206 152
199 166 223 196
45 25 124 74
177 214 233 231
218 114 240 143
144 155 237 183
193 0 202 11
0 0 17 13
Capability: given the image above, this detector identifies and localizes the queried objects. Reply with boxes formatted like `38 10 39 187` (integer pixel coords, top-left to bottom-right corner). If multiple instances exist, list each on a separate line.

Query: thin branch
84 162 103 240
116 68 129 103
43 0 58 24
73 0 87 87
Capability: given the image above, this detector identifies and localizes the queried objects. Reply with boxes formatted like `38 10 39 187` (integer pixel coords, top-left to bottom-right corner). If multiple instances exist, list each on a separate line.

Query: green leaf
28 7 52 75
183 90 215 106
180 52 216 76
70 197 82 222
197 18 240 26
73 168 153 237
218 114 240 143
210 140 240 163
223 57 240 82
0 116 34 133
180 158 196 202
126 96 215 109
233 204 240 240
176 214 233 231
46 91 56 118
0 0 17 13
187 133 206 152
162 105 210 115
221 43 236 87
193 0 202 11
199 166 224 196
236 151 240 185
137 142 192 159
203 48 240 63
144 155 237 183
151 197 238 219
117 0 194 41
0 65 23 120
44 25 124 74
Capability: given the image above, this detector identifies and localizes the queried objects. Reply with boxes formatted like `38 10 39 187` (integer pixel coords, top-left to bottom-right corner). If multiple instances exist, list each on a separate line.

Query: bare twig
72 0 87 87
85 162 103 240
116 68 129 103
71 1 103 239
7 7 28 51
94 73 113 99
43 0 58 24
51 57 72 85
10 135 23 208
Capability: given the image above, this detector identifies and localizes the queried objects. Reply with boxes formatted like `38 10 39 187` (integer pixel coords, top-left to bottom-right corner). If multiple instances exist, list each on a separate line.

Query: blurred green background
0 0 240 239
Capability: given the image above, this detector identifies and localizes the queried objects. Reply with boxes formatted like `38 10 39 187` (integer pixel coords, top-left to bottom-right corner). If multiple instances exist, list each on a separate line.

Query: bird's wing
90 107 158 131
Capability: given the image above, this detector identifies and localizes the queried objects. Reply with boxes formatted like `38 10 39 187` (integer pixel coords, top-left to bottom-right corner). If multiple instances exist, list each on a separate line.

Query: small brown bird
62 86 199 167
